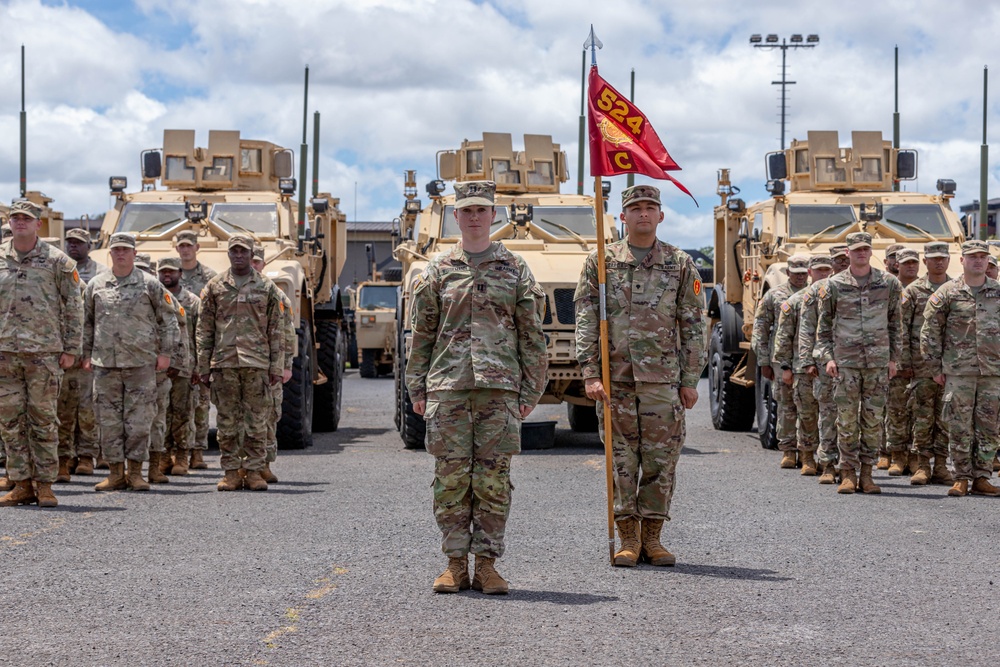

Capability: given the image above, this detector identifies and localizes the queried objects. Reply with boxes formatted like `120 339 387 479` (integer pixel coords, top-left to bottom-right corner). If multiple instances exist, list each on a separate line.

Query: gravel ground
2 371 998 666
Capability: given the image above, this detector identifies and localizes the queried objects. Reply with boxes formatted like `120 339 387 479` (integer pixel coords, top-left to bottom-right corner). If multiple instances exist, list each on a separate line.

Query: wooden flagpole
593 174 616 565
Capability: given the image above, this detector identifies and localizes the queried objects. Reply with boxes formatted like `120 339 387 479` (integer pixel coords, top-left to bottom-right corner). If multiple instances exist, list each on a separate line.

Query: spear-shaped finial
584 25 602 66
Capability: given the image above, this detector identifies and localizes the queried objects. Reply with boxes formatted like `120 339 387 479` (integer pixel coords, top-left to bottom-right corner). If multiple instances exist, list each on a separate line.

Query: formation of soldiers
754 234 1000 497
0 201 295 507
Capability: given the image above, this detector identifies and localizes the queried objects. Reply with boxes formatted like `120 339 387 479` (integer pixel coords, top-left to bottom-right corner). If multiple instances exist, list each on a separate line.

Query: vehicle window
165 157 194 182
116 202 187 235
209 203 279 236
880 204 950 238
358 285 397 310
531 206 598 238
788 205 857 237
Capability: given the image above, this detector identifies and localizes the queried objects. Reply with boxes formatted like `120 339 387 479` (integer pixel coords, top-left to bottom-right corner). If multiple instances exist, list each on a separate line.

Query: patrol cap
108 232 136 249
896 248 919 263
621 184 661 209
962 239 989 255
157 256 182 271
846 232 872 250
884 243 904 259
809 255 833 269
228 233 255 250
9 200 42 219
135 253 151 269
454 181 496 208
173 229 200 246
990 255 998 268
252 244 265 260
65 228 91 243
786 254 809 273
829 244 848 259
923 242 950 258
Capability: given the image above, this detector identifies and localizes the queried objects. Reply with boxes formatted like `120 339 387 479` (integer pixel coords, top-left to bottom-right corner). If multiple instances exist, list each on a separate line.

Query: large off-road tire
360 349 377 379
395 349 425 450
313 320 343 432
708 322 755 431
567 402 599 433
278 321 314 450
755 367 779 450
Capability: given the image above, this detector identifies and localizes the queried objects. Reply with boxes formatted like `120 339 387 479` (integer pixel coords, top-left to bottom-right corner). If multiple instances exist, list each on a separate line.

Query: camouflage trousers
424 388 520 559
56 365 99 459
266 381 283 463
909 377 949 458
883 375 912 454
597 381 684 522
193 385 210 451
833 367 889 471
773 365 797 452
148 372 172 454
814 370 838 465
165 376 194 452
210 368 270 472
0 353 63 483
791 373 818 452
93 365 157 463
942 375 1000 482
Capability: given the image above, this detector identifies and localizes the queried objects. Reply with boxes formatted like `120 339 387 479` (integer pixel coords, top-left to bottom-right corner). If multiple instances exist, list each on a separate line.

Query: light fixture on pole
749 33 819 149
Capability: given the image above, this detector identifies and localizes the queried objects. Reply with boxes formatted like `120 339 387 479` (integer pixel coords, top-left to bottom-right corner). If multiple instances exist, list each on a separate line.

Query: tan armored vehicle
354 279 400 378
708 130 967 448
392 132 618 449
93 129 348 449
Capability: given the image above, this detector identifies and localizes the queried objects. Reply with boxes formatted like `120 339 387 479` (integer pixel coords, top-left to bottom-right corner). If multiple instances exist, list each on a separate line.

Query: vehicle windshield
209 203 279 236
116 202 187 235
358 285 397 310
440 205 597 239
788 205 857 237
879 204 951 238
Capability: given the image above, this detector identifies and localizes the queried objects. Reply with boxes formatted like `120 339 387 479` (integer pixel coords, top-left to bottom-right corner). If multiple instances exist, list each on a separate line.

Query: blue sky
2 0 999 249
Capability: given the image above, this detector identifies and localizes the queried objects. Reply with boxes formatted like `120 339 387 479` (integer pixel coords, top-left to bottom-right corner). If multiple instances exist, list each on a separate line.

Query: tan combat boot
910 455 932 486
147 452 170 484
94 463 127 492
971 477 1000 497
75 456 94 476
189 449 209 470
244 470 268 491
800 450 818 476
930 456 954 485
432 556 470 593
95 457 109 470
994 453 1000 473
0 473 14 491
472 556 509 595
56 456 72 483
158 451 173 475
640 519 677 566
779 451 797 469
35 481 57 508
887 452 907 477
837 467 857 494
858 464 881 494
876 455 890 470
614 518 641 567
948 479 969 497
171 450 190 476
0 479 36 506
261 462 278 483
818 463 837 485
126 459 151 492
216 470 243 492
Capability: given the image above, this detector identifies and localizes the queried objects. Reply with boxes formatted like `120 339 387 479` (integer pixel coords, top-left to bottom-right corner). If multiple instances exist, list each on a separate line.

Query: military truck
392 132 618 449
708 130 967 448
355 279 400 378
93 129 348 449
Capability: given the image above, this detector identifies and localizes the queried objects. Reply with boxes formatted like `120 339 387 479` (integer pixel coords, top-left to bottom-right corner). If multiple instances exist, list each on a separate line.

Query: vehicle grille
554 288 576 325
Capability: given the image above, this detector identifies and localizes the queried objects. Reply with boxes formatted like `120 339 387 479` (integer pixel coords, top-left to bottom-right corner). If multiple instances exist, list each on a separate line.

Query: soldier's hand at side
760 365 774 381
782 369 793 386
155 354 170 372
166 367 180 379
519 404 533 419
282 369 293 384
888 361 897 380
585 378 608 402
825 360 839 379
59 353 75 369
269 374 281 386
805 364 818 378
898 368 913 379
679 386 698 410
412 400 426 416
81 358 92 372
934 373 945 387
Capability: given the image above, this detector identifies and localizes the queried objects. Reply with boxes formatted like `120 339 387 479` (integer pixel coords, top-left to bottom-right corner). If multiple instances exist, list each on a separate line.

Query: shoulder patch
164 292 172 305
72 269 80 284
179 305 186 317
818 284 827 299
279 300 285 313
929 292 941 306
200 287 209 299
693 279 702 296
780 301 791 313
901 292 909 305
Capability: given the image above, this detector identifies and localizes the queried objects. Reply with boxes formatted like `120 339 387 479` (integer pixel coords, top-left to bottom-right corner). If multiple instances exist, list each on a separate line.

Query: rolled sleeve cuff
680 373 700 389
582 364 601 380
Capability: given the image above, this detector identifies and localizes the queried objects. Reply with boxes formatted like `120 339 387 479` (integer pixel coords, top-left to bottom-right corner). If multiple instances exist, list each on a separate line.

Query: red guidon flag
587 66 695 201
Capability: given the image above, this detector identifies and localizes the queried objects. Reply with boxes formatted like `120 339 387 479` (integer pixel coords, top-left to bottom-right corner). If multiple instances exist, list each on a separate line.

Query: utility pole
750 34 820 150
981 66 989 240
893 46 900 192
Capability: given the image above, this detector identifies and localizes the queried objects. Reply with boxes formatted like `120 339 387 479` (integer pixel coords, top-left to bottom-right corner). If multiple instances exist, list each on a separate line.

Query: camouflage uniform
751 274 802 453
408 239 547 559
575 237 705 522
920 269 1000 483
816 240 901 474
0 231 83 484
165 286 200 455
180 258 217 453
148 294 188 456
85 265 177 464
75 256 108 284
266 289 296 463
773 281 824 454
197 258 283 473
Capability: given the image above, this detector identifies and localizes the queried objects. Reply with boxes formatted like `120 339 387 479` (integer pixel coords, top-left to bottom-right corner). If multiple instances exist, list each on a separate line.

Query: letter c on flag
614 151 633 171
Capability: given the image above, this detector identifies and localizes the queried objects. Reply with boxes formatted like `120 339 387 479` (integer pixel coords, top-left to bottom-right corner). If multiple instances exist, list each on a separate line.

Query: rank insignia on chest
476 283 486 292
633 282 644 293
238 295 247 303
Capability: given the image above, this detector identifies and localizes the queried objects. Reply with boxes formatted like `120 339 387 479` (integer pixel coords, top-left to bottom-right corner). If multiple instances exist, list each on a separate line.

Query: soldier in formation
575 184 705 569
752 254 809 468
882 248 920 475
408 180 547 595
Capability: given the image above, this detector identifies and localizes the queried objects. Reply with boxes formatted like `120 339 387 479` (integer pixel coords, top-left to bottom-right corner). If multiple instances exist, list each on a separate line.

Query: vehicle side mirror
142 151 162 180
897 150 917 180
766 152 787 181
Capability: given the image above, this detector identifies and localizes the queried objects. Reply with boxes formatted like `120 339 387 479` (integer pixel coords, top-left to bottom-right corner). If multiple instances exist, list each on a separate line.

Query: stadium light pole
750 33 819 150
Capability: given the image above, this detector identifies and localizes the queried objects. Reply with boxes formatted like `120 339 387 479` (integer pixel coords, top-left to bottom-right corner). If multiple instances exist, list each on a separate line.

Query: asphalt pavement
2 371 998 666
